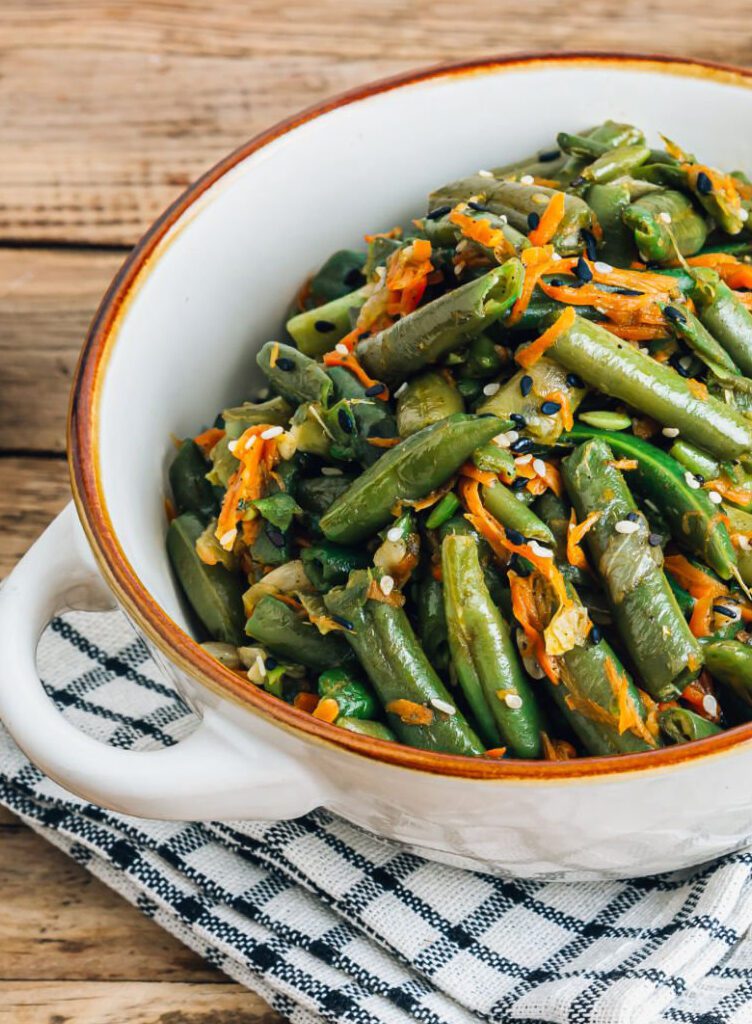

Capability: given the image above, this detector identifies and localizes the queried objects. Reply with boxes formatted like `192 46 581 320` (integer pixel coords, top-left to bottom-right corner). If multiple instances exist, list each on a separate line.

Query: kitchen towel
1 608 752 1024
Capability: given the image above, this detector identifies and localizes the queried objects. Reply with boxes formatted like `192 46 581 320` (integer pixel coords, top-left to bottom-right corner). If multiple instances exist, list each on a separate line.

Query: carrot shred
721 265 752 291
364 226 402 243
516 306 576 368
608 459 639 470
527 191 567 246
687 378 709 401
449 206 507 251
604 656 655 743
431 563 443 582
385 699 434 726
664 554 728 600
215 425 281 550
689 591 715 637
684 164 743 216
312 697 340 723
385 239 434 317
685 253 739 268
459 464 498 487
601 324 670 342
294 692 320 714
193 426 225 456
566 509 600 571
531 177 561 189
323 350 390 399
508 571 560 684
540 732 577 760
269 342 280 369
704 477 751 506
484 747 508 759
366 436 400 448
545 389 574 432
164 497 177 523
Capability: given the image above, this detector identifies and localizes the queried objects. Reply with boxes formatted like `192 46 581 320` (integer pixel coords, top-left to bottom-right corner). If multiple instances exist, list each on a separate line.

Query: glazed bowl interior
85 57 752 740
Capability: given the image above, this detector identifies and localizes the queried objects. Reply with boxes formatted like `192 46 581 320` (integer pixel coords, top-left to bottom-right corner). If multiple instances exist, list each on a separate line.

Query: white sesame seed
497 214 508 226
261 425 284 440
477 169 493 178
244 434 258 451
380 575 395 596
505 430 519 444
505 693 524 710
679 356 694 372
321 466 343 476
335 343 349 356
661 427 680 438
739 536 752 552
430 697 456 715
514 454 533 466
387 527 402 543
708 490 723 505
456 239 470 253
520 174 534 185
702 693 719 717
532 458 547 477
227 440 238 454
255 654 267 679
684 471 701 490
594 261 613 275
454 262 466 277
394 382 408 399
493 432 511 449
658 211 672 225
219 528 237 548
529 540 554 558
614 520 640 534
516 492 527 502
483 381 501 397
740 208 750 222
550 252 562 261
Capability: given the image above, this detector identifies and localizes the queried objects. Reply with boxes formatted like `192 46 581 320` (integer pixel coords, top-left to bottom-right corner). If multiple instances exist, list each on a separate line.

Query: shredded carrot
164 497 177 523
689 591 715 638
459 464 498 487
215 425 281 550
545 389 574 432
364 226 402 243
385 239 434 317
608 459 639 471
682 671 718 720
312 697 340 723
687 378 709 401
508 571 560 684
604 657 655 743
541 732 577 760
449 206 507 251
663 553 728 600
193 426 225 456
516 306 576 369
721 265 752 291
323 349 390 399
431 563 443 581
269 342 280 369
527 191 567 246
484 747 508 759
601 324 670 342
366 436 400 448
508 245 568 325
531 177 561 189
294 692 320 714
685 253 739 268
525 459 563 498
566 509 600 571
735 291 752 309
411 482 455 512
704 477 752 506
385 699 434 726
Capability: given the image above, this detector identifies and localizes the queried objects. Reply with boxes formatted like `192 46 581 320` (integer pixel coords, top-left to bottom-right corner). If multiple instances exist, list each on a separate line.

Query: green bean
481 482 554 545
296 474 355 516
504 293 602 332
318 667 377 719
690 269 752 378
472 442 516 477
557 121 646 184
622 190 708 262
477 356 586 443
585 182 636 268
460 333 505 379
358 262 523 383
414 574 451 676
426 492 460 529
582 144 651 184
166 513 247 645
396 370 464 437
638 163 746 235
222 396 293 439
324 571 484 755
421 208 529 255
319 414 504 544
659 707 722 743
442 533 543 756
723 505 752 586
336 717 396 741
307 250 366 304
169 441 218 521
326 365 397 464
661 302 741 379
562 438 702 699
286 287 368 357
301 541 371 590
578 411 632 431
668 440 720 481
666 574 694 619
548 315 752 459
246 595 354 672
257 342 333 405
705 639 752 708
563 425 737 579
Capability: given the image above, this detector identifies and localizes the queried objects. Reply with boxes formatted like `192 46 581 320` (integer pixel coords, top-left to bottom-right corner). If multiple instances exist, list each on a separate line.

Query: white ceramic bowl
3 53 752 880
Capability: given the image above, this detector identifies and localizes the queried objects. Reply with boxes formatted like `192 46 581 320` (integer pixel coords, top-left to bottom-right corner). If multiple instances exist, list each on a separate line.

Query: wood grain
0 458 70 575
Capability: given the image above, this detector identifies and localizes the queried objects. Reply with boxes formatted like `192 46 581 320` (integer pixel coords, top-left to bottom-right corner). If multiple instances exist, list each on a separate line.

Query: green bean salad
166 121 752 761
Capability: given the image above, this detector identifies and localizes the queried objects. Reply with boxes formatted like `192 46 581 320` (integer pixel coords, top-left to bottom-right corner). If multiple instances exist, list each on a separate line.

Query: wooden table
1 3 751 1020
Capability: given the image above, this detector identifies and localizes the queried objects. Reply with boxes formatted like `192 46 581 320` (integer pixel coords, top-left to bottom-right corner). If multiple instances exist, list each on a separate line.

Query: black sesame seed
510 413 527 426
566 373 584 389
344 267 365 287
648 533 663 547
510 554 533 577
331 614 354 631
265 656 278 670
626 511 639 522
575 255 593 283
520 374 533 397
549 278 563 287
527 211 541 231
695 474 705 485
582 229 598 262
571 175 586 187
427 205 451 221
512 476 530 491
358 331 370 341
468 200 490 212
505 527 526 546
540 401 561 415
696 171 713 195
364 382 386 397
538 149 561 162
276 357 295 371
338 408 355 433
614 287 642 296
510 437 535 454
713 604 738 618
664 305 687 324
590 625 602 644
315 319 336 333
670 353 693 378
267 526 286 548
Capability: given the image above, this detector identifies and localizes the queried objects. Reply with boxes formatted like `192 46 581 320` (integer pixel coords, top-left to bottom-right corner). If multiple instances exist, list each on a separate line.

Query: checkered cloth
2 610 752 1023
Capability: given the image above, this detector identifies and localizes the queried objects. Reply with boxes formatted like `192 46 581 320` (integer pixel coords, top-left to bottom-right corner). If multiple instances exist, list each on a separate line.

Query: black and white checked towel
2 608 752 1024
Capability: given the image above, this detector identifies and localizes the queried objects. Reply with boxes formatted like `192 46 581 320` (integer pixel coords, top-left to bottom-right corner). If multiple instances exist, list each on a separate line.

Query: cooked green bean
246 595 354 672
169 441 219 521
286 287 368 357
396 369 463 437
659 707 723 743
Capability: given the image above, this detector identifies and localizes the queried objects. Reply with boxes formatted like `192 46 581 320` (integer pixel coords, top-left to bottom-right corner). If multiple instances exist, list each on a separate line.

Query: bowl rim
69 49 752 782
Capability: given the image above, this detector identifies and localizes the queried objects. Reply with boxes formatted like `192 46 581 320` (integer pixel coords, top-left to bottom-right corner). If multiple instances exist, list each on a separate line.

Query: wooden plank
0 249 123 453
1 1 751 245
0 457 70 576
0 826 220 983
0 807 18 826
0 981 282 1023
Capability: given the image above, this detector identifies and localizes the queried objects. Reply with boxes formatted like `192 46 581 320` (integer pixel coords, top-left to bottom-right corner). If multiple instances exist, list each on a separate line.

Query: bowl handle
0 503 325 820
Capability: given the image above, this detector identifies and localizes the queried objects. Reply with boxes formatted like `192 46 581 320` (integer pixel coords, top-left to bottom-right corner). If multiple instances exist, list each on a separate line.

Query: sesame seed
456 239 470 254
520 174 534 185
467 200 490 212
648 533 663 547
504 693 524 710
505 527 526 545
713 604 738 618
575 256 593 283
527 211 540 231
261 425 284 440
321 466 343 476
662 427 680 438
510 437 534 455
529 540 554 558
394 382 408 399
331 614 354 631
387 527 403 543
593 261 613 275
590 625 602 644
539 149 561 162
244 434 257 451
483 381 501 396
566 373 584 389
335 342 349 356
338 408 354 433
515 492 527 501
219 528 237 547
582 229 598 261
255 654 267 678
550 252 562 262
614 520 640 534
664 305 687 325
540 400 562 415
504 429 519 445
380 575 395 596
626 511 640 522
430 697 456 715
702 693 719 717
493 432 511 449
679 356 694 372
740 208 750 223
315 319 336 333
514 453 533 465
427 204 451 220
696 171 713 195
227 440 238 453
708 490 723 505
509 413 527 426
658 211 672 225
454 262 466 277
477 169 494 178
533 458 547 477
497 214 508 226
740 536 752 551
684 471 701 490
364 382 386 397
520 374 533 397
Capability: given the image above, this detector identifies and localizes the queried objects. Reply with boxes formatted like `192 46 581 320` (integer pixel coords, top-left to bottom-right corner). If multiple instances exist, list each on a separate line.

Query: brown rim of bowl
69 50 752 782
